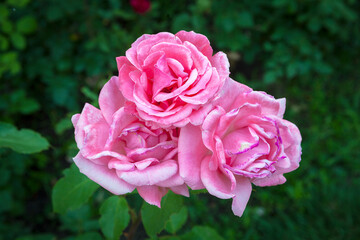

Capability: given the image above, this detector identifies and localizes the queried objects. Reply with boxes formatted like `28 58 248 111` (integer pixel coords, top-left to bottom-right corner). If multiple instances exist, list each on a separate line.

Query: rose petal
74 153 135 195
178 124 207 190
175 30 213 60
137 185 168 207
170 184 190 197
201 156 235 199
117 160 178 186
99 76 125 125
231 177 252 217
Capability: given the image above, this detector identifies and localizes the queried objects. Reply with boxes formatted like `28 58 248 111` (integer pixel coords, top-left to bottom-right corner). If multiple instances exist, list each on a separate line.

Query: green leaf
99 196 130 240
141 191 184 237
165 206 188 234
0 122 49 154
55 117 73 135
16 16 37 34
10 33 26 50
182 226 224 240
52 164 99 214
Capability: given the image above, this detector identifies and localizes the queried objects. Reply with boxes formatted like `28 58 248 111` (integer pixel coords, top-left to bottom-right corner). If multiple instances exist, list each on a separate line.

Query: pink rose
179 78 302 216
72 76 188 207
116 31 230 128
130 0 151 14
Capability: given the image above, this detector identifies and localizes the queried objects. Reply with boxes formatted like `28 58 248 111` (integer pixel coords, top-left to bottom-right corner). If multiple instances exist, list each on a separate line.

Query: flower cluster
72 31 302 216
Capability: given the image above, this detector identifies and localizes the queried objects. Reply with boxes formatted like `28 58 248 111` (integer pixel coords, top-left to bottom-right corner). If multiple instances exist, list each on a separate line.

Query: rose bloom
116 31 230 128
72 77 188 207
130 0 151 14
179 78 302 216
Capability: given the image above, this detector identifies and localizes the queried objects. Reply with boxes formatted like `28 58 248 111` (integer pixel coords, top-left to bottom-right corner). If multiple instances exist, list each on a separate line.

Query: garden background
1 0 360 239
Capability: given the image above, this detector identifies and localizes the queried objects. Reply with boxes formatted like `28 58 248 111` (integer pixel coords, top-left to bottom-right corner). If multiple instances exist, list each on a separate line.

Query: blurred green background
1 0 360 239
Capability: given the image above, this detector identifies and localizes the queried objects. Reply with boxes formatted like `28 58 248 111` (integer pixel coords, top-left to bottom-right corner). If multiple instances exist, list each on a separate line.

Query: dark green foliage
0 0 359 239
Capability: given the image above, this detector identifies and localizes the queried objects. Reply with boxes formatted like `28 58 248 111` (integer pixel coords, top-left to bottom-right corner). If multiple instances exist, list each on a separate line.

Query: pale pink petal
156 172 184 188
245 91 286 117
202 106 226 150
188 102 214 126
178 124 207 190
105 108 138 149
74 104 108 156
137 185 168 207
108 158 135 171
134 158 159 170
213 78 252 112
73 153 135 195
211 52 230 82
117 160 178 186
99 76 126 125
126 141 176 161
252 174 286 187
231 177 252 217
201 156 235 199
222 127 259 155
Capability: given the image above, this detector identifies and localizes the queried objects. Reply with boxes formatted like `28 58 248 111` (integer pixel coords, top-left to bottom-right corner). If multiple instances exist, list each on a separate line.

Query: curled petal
99 76 125 125
201 156 235 199
175 30 213 59
74 153 135 195
117 160 178 186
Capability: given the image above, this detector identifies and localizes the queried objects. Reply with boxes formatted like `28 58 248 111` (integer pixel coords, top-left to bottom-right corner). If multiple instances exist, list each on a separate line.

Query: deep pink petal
117 58 138 102
149 42 193 71
211 52 230 82
136 32 181 67
183 41 210 75
175 30 213 59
